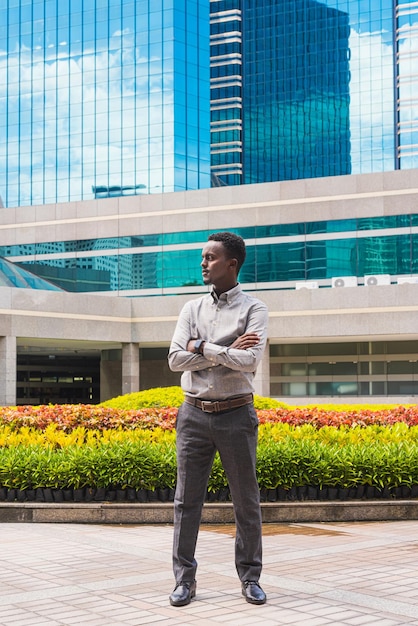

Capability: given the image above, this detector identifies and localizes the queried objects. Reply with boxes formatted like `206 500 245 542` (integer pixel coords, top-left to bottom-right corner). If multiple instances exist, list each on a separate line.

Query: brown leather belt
184 393 253 413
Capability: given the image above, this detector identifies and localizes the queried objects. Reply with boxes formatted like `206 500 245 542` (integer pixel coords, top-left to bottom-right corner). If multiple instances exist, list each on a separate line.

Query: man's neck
213 282 238 298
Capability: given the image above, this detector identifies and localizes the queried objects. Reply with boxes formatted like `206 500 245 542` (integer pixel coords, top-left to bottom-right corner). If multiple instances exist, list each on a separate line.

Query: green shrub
100 387 186 409
100 386 287 410
253 395 287 409
1 425 418 494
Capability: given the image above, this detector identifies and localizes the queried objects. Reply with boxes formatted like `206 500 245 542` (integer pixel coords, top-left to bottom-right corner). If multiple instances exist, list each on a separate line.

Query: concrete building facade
1 169 418 406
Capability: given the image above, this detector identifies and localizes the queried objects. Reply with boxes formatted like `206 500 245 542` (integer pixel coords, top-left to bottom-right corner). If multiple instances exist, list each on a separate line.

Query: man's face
201 240 237 291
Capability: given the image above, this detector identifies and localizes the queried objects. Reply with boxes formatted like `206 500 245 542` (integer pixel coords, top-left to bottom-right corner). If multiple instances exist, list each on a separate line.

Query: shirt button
209 385 213 389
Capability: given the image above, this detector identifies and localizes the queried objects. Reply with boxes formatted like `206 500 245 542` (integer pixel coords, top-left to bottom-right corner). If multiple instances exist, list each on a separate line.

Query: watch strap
194 339 204 353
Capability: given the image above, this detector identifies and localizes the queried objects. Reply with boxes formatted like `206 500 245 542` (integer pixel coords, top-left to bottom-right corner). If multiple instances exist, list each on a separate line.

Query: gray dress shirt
168 284 268 400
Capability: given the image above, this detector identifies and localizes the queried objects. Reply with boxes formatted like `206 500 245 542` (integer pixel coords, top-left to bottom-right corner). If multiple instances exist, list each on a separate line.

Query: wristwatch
194 339 205 354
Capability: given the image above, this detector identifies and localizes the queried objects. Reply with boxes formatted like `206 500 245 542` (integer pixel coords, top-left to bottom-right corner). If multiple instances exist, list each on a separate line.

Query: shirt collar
210 283 242 304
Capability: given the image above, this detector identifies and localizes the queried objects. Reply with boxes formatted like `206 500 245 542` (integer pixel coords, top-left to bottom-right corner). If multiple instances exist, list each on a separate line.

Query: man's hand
230 333 260 350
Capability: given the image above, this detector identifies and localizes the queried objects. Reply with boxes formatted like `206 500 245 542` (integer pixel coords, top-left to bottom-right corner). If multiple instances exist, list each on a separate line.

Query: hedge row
1 424 418 501
1 387 417 503
1 403 418 432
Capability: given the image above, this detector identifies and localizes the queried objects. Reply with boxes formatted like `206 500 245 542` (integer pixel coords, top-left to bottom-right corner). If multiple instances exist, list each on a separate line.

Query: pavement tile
1 521 418 624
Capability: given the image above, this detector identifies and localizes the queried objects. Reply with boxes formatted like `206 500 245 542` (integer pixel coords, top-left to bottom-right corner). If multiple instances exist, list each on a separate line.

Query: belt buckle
201 400 214 412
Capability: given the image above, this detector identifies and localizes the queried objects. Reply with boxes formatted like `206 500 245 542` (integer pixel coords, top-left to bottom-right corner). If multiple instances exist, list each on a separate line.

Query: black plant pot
17 489 27 502
168 488 175 502
365 485 376 499
6 489 17 502
147 489 159 502
158 487 170 502
307 486 318 500
63 489 73 502
327 487 338 500
277 487 288 501
206 490 219 502
94 487 106 501
35 488 45 502
267 488 277 502
259 488 268 502
53 489 64 503
43 488 54 502
356 485 366 499
411 484 418 498
318 487 328 500
73 488 85 502
380 485 392 499
348 487 357 500
126 488 137 502
401 485 411 498
0 488 6 501
287 486 298 501
84 487 96 502
26 489 36 501
338 488 349 501
136 489 148 503
116 489 126 502
218 487 230 502
297 485 308 501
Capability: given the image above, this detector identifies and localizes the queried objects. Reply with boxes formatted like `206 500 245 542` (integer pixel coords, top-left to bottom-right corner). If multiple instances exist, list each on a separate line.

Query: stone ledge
1 500 418 524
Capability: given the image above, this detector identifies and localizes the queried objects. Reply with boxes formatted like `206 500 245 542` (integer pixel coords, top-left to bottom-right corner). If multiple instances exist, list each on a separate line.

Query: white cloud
0 28 175 207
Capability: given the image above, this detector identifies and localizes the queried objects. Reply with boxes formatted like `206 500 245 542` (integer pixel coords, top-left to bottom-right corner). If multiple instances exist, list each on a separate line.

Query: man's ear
229 258 238 271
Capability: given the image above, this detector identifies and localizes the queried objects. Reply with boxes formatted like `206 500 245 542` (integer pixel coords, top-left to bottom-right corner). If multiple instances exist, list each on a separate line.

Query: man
167 231 268 607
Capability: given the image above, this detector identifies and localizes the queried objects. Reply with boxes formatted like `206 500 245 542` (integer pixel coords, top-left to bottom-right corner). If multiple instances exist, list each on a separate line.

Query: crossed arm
168 302 268 374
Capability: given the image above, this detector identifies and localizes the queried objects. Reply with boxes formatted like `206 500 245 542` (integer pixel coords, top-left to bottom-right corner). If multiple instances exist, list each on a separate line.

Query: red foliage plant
0 405 178 432
257 405 418 428
0 404 418 432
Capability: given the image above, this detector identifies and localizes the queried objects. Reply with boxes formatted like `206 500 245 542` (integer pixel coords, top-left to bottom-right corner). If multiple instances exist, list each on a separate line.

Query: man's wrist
194 339 205 354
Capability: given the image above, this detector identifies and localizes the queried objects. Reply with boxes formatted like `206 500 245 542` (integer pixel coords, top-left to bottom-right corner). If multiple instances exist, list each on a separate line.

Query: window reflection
0 212 415 292
1 0 211 208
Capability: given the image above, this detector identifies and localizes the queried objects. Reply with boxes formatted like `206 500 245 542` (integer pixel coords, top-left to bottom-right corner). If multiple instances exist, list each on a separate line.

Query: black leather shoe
169 581 196 607
242 581 266 605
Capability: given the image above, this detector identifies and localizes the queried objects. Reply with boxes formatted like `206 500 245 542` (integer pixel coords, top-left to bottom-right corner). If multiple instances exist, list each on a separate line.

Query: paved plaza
0 520 418 625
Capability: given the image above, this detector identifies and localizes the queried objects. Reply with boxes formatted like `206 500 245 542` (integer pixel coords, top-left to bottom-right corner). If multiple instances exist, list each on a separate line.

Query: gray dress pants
172 401 262 583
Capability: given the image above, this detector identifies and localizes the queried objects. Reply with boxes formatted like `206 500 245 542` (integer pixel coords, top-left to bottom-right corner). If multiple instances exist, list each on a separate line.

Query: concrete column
100 349 122 402
253 340 270 398
121 342 140 395
0 336 17 406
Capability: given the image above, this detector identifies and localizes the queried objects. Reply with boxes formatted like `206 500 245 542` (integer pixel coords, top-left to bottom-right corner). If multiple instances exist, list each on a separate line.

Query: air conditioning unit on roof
331 276 357 288
364 274 391 286
295 281 319 290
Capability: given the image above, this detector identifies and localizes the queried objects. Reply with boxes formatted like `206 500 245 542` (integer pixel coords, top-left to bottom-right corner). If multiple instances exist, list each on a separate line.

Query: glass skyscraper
1 1 417 208
210 0 418 185
0 0 211 208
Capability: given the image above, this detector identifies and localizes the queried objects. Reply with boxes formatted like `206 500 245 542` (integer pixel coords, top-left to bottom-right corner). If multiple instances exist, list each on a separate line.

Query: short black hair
207 231 246 274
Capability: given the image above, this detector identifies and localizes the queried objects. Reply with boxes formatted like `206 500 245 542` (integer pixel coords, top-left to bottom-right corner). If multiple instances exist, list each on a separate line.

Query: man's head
207 232 246 274
201 232 246 293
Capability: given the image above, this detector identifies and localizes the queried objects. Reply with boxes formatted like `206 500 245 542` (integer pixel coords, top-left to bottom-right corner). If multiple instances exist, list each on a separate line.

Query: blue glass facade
1 213 418 294
0 0 211 208
242 0 351 183
1 1 417 207
210 0 418 185
396 1 418 169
